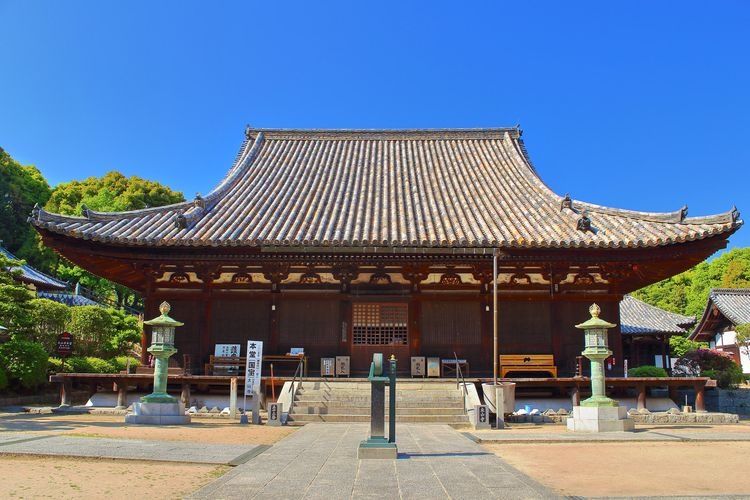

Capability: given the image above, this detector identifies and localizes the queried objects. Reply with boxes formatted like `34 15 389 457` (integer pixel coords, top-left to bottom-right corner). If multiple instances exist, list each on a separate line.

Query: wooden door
350 302 410 375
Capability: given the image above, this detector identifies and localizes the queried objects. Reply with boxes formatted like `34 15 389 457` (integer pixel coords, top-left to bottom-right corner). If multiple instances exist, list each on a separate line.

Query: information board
56 332 73 357
215 344 241 357
244 340 264 396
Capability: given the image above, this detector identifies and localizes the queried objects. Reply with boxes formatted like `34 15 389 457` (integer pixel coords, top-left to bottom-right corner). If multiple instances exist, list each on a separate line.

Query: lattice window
352 303 408 346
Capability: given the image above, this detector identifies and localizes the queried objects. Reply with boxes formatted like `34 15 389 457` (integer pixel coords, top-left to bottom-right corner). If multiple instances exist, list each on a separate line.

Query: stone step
291 399 464 409
294 393 464 401
298 382 462 391
290 406 466 416
287 413 470 423
296 389 465 398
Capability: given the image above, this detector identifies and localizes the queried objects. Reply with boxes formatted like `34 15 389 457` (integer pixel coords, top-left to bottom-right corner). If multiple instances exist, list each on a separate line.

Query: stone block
567 405 634 432
357 442 397 459
124 402 191 425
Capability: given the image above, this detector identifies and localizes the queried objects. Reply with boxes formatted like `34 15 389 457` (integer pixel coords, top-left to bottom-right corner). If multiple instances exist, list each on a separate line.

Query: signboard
56 332 73 357
215 344 241 357
244 340 263 396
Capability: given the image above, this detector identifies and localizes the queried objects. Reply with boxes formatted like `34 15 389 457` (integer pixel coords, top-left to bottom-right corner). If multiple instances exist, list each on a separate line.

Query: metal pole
493 248 498 385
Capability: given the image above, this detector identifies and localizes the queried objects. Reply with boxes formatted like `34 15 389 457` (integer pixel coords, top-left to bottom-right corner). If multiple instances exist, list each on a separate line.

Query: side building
690 288 750 373
29 128 742 376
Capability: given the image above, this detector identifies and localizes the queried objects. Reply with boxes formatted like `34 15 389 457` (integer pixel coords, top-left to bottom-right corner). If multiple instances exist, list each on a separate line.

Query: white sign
244 340 263 396
215 344 241 357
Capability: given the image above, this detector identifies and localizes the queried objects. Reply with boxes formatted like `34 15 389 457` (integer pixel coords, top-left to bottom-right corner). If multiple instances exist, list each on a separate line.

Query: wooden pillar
660 335 668 373
551 300 564 375
571 385 581 407
339 298 350 356
694 383 706 412
480 294 492 374
269 293 280 354
200 287 212 366
409 298 421 356
636 382 647 410
116 378 128 409
59 378 72 406
181 381 191 406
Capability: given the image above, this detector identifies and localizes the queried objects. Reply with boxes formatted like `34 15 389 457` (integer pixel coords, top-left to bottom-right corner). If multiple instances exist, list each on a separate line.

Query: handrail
454 351 468 414
287 356 304 394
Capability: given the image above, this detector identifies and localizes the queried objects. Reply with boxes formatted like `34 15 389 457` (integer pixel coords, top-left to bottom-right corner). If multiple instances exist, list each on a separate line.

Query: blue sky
1 1 748 250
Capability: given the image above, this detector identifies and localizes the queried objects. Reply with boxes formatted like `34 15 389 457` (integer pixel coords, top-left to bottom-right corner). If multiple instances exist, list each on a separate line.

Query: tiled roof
620 295 695 335
0 245 68 290
36 291 101 307
29 128 743 250
707 288 750 325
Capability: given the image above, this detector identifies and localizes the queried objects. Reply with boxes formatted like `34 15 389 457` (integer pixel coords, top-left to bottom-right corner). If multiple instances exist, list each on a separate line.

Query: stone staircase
287 379 469 424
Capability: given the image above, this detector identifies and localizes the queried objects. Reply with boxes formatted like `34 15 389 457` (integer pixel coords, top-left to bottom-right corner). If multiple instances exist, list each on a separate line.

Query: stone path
189 423 556 499
0 431 266 465
469 428 750 443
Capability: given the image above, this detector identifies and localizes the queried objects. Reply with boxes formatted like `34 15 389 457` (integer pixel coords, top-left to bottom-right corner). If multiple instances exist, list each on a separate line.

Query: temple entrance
350 302 410 374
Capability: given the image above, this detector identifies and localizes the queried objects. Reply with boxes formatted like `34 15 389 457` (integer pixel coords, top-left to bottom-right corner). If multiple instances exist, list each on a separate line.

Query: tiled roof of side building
29 128 743 249
0 245 68 290
708 288 750 326
620 295 695 335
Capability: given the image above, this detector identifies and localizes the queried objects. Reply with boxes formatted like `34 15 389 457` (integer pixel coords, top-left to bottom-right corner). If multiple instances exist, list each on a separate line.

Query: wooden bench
203 355 307 376
204 356 245 376
500 354 557 378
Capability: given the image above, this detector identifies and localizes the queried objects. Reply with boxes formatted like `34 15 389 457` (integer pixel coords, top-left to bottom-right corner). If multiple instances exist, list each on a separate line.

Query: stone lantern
567 303 633 432
125 301 190 424
142 301 183 403
576 303 617 407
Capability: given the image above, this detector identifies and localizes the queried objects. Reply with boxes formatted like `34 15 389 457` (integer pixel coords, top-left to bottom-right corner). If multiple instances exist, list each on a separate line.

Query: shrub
27 298 71 352
703 365 744 389
0 339 49 389
85 357 117 373
65 306 113 356
64 356 116 373
673 348 742 388
48 357 64 375
109 355 140 373
628 365 668 378
106 308 141 356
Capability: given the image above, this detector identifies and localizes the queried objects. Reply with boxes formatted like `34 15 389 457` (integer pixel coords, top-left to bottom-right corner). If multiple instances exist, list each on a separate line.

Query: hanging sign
244 340 264 396
56 332 73 357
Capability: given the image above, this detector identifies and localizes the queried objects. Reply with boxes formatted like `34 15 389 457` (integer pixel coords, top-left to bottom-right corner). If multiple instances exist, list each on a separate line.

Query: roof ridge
710 287 750 295
573 201 741 226
247 127 522 141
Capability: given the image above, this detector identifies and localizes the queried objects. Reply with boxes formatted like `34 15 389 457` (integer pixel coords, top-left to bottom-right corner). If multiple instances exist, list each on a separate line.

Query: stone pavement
0 431 267 465
468 427 750 443
188 423 556 499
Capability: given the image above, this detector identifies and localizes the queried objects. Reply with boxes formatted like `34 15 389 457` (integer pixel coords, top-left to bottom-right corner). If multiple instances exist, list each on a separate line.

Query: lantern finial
589 303 600 318
159 301 171 316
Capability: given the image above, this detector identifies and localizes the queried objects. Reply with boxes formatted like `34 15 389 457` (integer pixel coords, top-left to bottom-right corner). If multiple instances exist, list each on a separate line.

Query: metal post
388 356 396 444
493 248 498 385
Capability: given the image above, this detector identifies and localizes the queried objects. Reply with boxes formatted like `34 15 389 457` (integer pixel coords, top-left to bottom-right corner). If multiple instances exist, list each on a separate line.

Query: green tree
45 171 184 308
0 148 55 270
0 252 35 336
735 324 750 360
45 170 184 215
669 334 706 358
633 247 750 318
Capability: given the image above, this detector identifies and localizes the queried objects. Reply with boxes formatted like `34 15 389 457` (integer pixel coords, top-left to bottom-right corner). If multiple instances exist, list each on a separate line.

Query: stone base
358 438 398 459
567 405 634 433
125 402 191 425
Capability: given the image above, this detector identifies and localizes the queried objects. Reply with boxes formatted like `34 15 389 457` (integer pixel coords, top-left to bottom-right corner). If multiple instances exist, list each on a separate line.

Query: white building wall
712 330 750 374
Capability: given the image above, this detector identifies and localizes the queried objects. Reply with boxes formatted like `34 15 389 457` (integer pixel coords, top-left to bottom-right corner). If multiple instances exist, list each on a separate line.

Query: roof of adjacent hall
29 128 742 249
619 295 695 336
0 245 68 290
